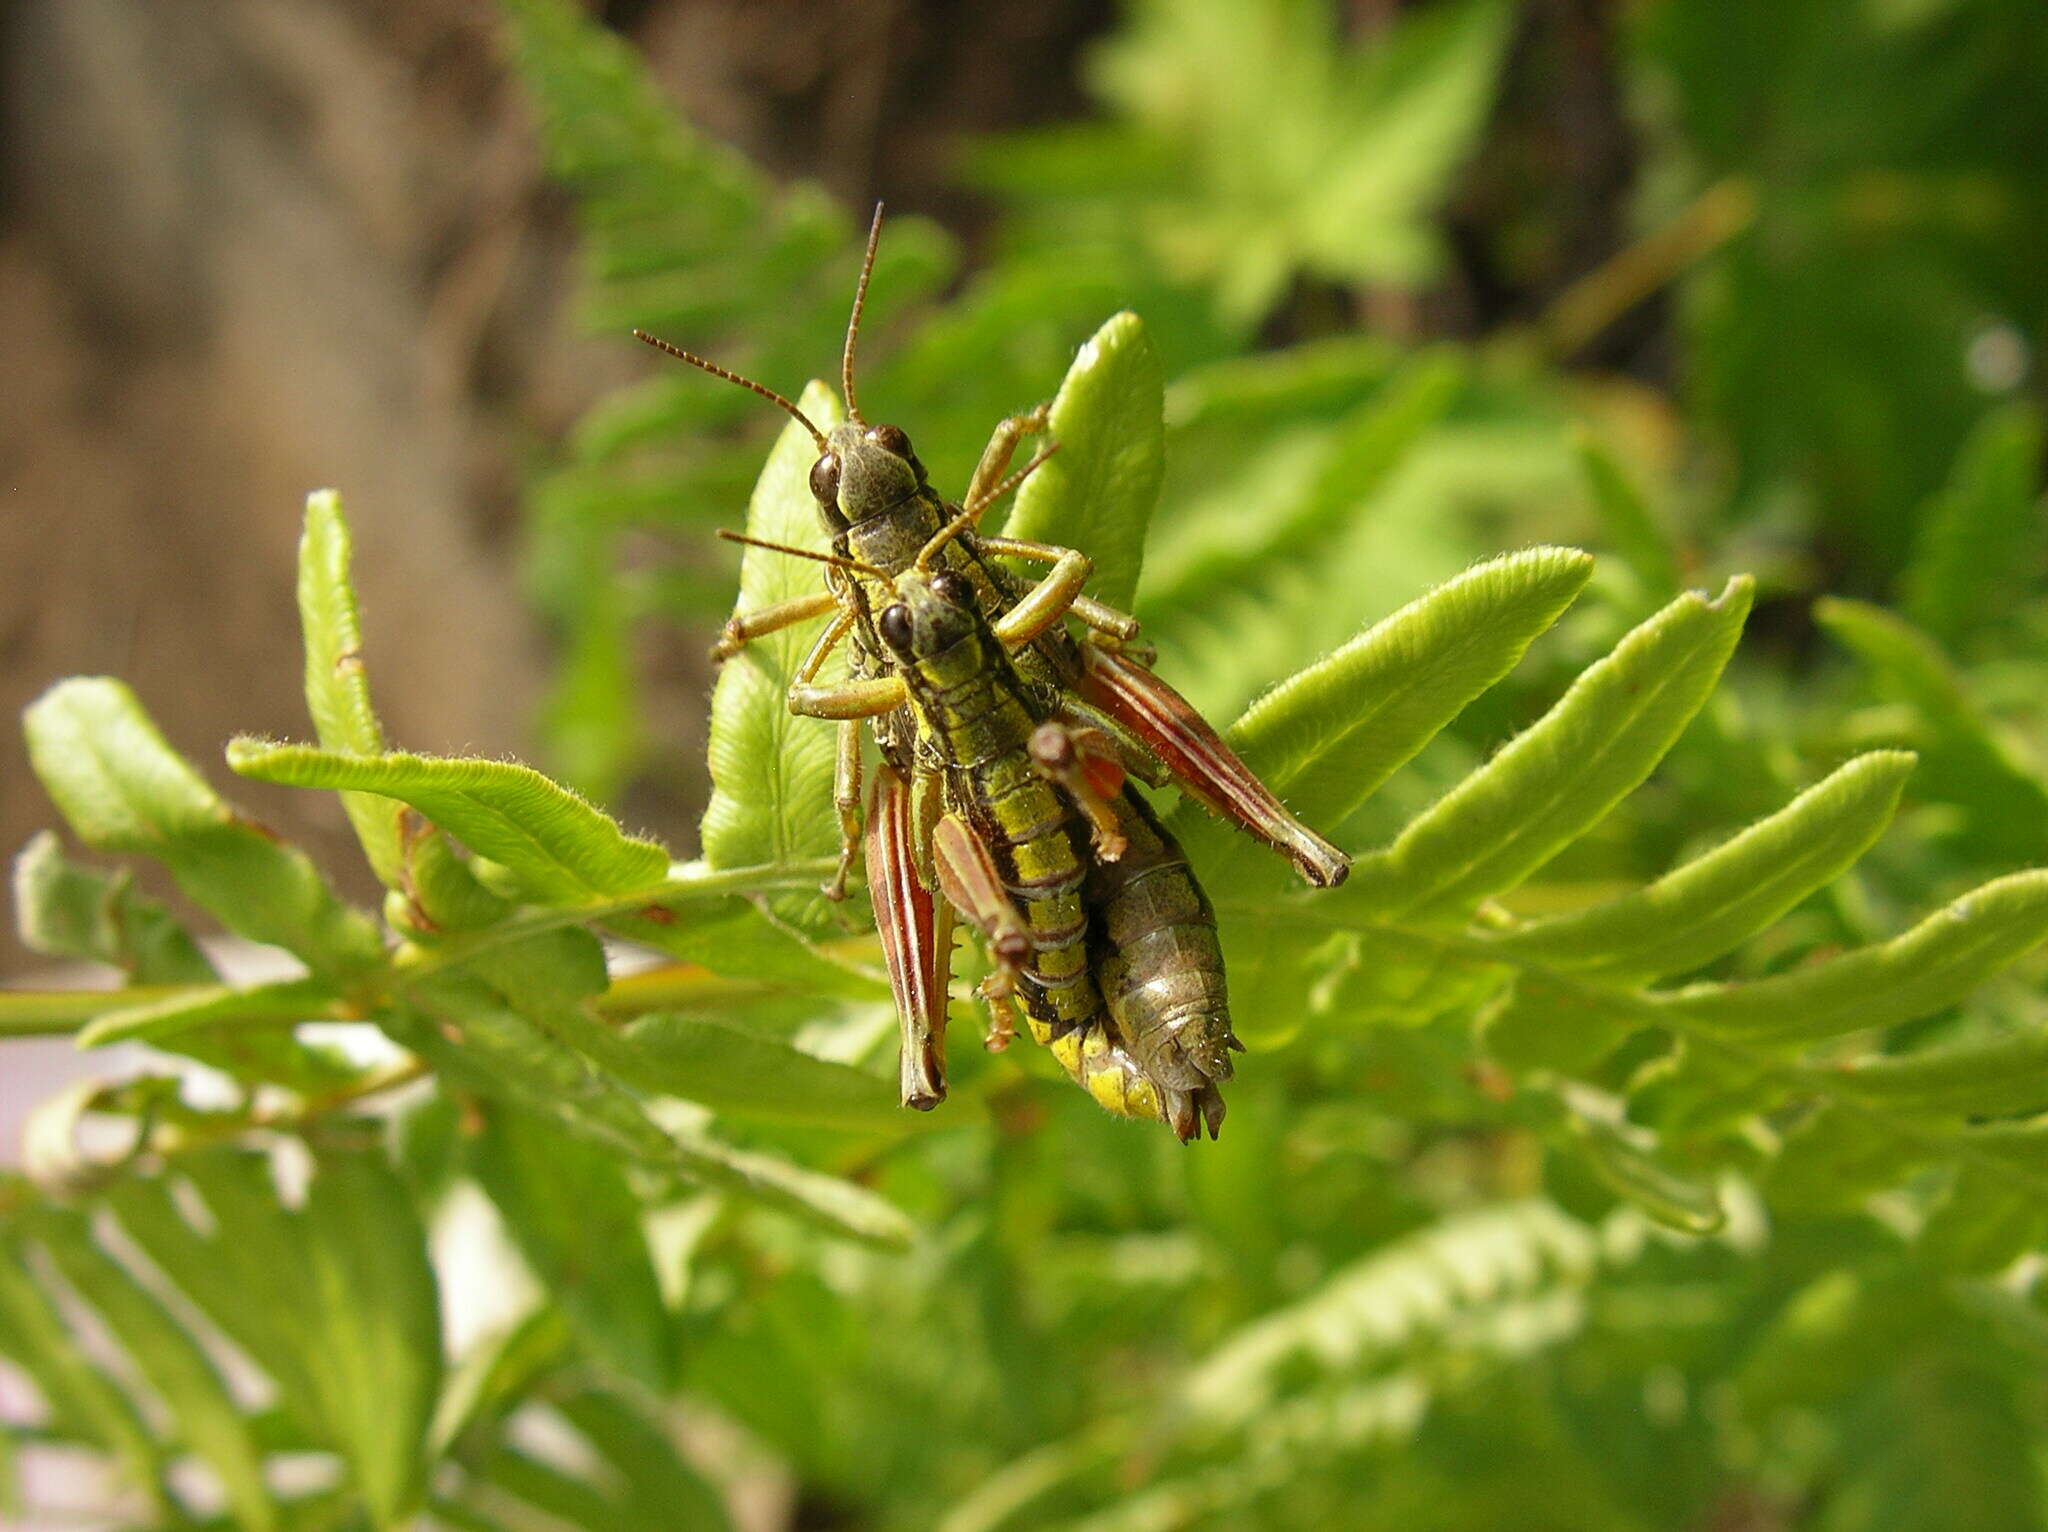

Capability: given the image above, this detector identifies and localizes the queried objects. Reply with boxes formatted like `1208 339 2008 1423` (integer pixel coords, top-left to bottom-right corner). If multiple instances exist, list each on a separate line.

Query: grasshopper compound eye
878 602 914 655
929 570 974 608
867 424 912 458
809 453 842 505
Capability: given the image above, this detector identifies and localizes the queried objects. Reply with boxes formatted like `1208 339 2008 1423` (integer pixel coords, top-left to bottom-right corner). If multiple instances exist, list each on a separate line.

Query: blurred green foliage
4 0 2048 1528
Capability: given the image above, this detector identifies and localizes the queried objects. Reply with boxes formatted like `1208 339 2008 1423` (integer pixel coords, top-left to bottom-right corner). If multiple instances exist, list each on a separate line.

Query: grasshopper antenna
633 331 828 452
718 529 888 581
916 442 1060 571
842 202 884 425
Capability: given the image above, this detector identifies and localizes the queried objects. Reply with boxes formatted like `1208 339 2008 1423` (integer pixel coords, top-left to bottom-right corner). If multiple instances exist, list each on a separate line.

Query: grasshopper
638 206 1343 1113
727 524 1229 1139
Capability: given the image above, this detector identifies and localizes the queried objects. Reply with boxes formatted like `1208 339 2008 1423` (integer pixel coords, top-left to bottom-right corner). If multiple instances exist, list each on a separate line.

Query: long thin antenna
717 529 888 581
634 330 827 451
917 443 1060 570
841 202 885 425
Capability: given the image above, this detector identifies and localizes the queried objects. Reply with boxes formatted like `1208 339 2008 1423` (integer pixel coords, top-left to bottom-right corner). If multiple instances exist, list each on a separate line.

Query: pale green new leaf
24 679 384 979
1000 310 1165 611
1567 1114 1725 1235
298 488 404 886
227 739 669 905
1486 750 1915 981
1205 546 1594 830
699 381 848 934
77 976 338 1049
1822 1030 2048 1120
1659 870 2048 1045
1346 577 1753 918
13 829 215 985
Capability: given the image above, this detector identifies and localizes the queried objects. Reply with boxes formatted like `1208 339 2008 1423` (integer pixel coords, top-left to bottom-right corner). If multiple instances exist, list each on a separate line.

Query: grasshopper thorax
813 420 927 532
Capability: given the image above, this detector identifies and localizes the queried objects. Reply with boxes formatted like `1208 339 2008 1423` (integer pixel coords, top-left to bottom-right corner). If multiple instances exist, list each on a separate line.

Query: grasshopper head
876 568 978 662
813 420 925 531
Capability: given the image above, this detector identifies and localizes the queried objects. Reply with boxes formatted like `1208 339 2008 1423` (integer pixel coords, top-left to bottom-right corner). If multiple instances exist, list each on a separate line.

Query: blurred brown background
0 0 1108 974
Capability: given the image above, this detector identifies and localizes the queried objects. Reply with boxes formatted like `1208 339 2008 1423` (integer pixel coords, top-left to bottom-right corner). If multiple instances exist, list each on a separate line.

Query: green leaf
1180 1200 1598 1424
1575 432 1681 598
1659 870 2048 1045
1141 350 1463 615
129 1148 442 1525
1823 1030 2048 1120
1898 404 2045 644
0 1234 165 1507
106 1163 329 1436
33 1209 276 1532
1000 310 1165 612
226 739 669 905
1917 1163 2048 1275
664 1123 916 1248
1485 751 1916 981
402 957 914 1247
616 1013 903 1131
1566 1114 1724 1235
470 1106 676 1389
298 489 405 886
429 1309 570 1459
1054 0 1511 322
1297 0 1516 288
699 381 848 933
554 1386 735 1532
13 830 216 984
1347 577 1754 918
23 679 384 979
299 1148 443 1528
1766 1105 1908 1215
1201 545 1594 834
76 976 337 1049
1816 597 2048 855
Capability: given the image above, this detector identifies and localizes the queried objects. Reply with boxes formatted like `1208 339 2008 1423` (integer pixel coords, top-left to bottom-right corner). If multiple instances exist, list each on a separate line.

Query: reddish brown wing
1077 645 1351 889
864 763 955 1108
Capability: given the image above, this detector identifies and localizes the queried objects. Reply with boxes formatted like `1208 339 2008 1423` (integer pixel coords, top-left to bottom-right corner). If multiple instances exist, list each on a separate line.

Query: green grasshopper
639 206 1343 1118
726 523 1228 1138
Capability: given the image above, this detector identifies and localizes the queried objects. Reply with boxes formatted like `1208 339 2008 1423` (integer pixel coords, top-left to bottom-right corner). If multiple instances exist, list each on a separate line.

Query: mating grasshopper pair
643 208 1347 1139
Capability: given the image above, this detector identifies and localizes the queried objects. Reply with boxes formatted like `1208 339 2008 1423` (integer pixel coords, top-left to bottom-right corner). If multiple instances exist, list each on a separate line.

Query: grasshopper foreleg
965 402 1053 510
709 587 841 662
824 719 863 902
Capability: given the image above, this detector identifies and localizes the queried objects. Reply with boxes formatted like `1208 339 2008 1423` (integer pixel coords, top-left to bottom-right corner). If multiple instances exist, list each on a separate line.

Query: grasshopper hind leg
866 764 953 1110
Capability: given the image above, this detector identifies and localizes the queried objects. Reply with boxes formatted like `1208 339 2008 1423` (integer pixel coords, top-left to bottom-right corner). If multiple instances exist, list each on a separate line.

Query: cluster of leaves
6 0 2048 1528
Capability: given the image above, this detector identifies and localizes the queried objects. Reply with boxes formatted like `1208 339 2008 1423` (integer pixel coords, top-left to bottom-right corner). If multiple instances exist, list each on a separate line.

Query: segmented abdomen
913 633 1176 1130
1088 788 1233 1140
